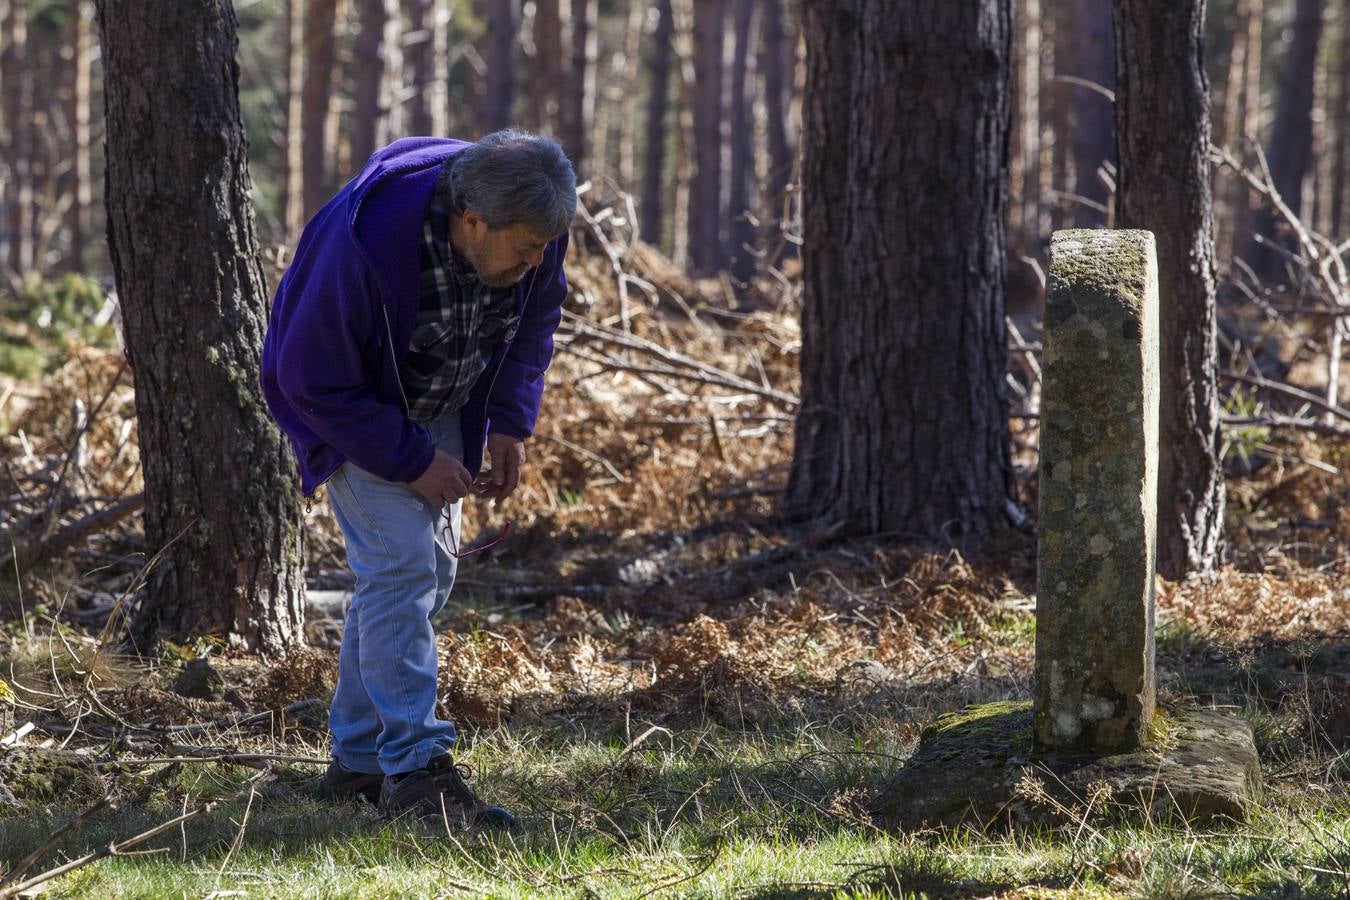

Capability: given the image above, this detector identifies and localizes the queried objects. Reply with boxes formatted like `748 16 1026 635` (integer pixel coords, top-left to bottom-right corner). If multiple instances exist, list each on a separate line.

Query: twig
558 313 798 405
99 750 329 768
1222 371 1350 424
558 342 797 407
540 432 629 483
0 762 182 889
155 699 323 735
0 767 272 899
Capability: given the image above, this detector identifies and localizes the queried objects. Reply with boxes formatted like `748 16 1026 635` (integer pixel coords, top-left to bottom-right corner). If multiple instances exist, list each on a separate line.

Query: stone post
1035 229 1159 754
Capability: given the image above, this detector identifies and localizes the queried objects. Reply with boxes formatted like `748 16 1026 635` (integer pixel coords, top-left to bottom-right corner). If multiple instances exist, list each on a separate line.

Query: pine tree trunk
95 0 305 654
617 0 645 186
1215 0 1254 261
785 0 1013 543
282 0 305 239
533 0 564 134
1250 0 1324 275
431 0 450 136
726 0 755 282
352 0 389 165
1009 0 1040 251
561 0 595 169
688 0 725 275
759 0 791 214
641 0 674 246
407 0 435 135
302 0 344 218
1228 0 1264 263
66 0 93 272
1330 0 1349 237
1114 0 1223 579
479 0 516 134
1063 0 1115 226
2 0 33 275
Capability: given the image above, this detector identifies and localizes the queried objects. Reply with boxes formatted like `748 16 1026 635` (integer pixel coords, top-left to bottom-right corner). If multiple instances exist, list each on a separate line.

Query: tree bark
2 0 33 275
617 0 645 186
641 0 674 246
1008 0 1040 251
282 0 305 239
478 0 516 134
1249 0 1324 276
351 0 390 167
759 0 792 215
688 0 725 275
726 0 756 282
533 0 564 135
407 0 435 134
561 0 595 169
302 0 345 219
430 0 450 136
1063 0 1115 226
66 0 94 272
95 0 305 654
1114 0 1224 578
1331 0 1349 237
785 0 1013 543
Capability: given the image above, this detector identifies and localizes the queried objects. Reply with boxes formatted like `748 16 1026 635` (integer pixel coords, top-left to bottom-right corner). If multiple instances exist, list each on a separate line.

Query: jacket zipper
302 304 407 515
479 265 541 434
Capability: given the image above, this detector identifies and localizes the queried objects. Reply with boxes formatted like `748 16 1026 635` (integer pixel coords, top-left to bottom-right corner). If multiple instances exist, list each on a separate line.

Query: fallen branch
99 750 329 769
557 342 798 407
1222 414 1350 439
156 698 323 735
0 492 144 575
558 313 798 405
1222 371 1350 425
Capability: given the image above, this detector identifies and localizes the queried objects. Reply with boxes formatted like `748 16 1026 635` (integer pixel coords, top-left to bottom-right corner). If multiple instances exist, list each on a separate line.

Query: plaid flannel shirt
397 166 520 424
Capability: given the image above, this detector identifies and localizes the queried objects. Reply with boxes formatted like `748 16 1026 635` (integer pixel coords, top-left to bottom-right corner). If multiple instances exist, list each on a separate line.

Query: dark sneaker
379 753 517 829
317 758 383 805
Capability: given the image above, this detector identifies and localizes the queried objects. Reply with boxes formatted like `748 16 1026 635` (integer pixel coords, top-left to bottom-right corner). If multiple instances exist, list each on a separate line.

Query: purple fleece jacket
261 137 570 495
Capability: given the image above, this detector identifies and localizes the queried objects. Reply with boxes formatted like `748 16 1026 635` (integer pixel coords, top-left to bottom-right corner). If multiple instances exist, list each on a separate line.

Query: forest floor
1 236 1349 896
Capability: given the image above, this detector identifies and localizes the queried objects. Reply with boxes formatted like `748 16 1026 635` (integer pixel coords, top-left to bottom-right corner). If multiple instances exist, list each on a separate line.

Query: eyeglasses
442 511 512 559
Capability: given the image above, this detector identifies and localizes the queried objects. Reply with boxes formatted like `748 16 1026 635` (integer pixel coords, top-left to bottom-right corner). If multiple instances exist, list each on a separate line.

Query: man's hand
409 448 473 506
475 433 525 503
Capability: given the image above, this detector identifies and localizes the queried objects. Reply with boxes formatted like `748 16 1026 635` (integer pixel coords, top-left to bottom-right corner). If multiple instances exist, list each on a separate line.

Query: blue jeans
325 411 463 776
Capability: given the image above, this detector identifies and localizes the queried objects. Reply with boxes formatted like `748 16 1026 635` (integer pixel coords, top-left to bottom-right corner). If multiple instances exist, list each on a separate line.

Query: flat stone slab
874 700 1261 829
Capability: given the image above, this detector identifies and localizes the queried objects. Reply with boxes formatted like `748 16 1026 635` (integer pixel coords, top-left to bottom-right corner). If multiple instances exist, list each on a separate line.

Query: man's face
462 214 553 288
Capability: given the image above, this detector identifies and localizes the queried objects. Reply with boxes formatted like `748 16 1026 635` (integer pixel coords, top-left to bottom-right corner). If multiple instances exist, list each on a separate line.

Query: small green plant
0 273 116 378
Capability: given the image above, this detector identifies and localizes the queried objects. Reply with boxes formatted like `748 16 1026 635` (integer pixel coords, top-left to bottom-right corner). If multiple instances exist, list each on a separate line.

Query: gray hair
443 129 577 237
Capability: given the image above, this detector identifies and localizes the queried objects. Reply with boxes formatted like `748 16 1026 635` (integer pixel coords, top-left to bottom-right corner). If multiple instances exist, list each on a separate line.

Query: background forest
0 0 1349 897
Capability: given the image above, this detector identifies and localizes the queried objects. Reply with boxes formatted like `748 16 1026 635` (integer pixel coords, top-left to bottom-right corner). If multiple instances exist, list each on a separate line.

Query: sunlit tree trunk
1334 0 1350 237
2 0 33 275
1115 0 1223 578
785 0 1013 543
302 0 345 218
1250 0 1324 276
96 0 305 654
66 0 94 272
561 0 595 169
1009 0 1040 251
407 0 436 134
282 0 305 240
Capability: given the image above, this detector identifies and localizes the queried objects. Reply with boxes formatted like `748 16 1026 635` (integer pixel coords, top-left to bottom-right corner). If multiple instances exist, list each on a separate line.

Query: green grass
3 710 1348 898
